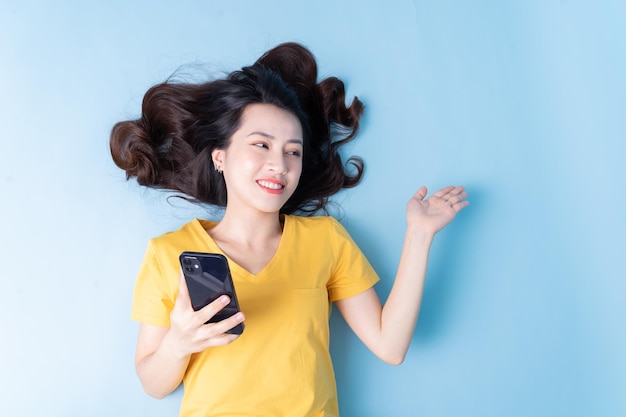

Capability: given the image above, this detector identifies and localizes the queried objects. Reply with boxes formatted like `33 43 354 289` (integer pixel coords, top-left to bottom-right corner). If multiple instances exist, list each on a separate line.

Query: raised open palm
406 185 469 235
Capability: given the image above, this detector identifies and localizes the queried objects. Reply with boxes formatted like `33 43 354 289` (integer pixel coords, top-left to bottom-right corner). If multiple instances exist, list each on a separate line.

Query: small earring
215 164 223 174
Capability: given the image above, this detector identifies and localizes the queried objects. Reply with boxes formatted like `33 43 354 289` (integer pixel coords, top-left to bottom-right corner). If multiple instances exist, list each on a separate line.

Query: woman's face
212 103 303 214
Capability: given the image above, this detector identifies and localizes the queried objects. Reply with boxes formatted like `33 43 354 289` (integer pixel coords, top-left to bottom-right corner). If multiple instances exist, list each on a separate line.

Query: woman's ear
211 149 224 172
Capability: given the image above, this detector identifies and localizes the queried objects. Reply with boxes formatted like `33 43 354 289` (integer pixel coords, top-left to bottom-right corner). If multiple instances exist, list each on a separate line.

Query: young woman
110 42 468 417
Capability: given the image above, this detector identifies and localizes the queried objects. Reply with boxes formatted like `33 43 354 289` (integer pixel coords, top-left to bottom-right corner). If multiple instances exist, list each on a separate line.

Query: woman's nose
268 153 288 174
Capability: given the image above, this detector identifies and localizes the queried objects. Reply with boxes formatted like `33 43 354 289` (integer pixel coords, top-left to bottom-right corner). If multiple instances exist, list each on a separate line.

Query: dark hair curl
110 42 364 214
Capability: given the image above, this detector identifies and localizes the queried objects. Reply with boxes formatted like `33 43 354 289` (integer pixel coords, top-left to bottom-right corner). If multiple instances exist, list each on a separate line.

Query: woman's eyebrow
247 131 274 139
247 131 303 144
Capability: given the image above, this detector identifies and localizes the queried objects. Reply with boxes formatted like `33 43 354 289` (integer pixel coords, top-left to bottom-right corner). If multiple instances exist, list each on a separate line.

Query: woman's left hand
406 185 469 235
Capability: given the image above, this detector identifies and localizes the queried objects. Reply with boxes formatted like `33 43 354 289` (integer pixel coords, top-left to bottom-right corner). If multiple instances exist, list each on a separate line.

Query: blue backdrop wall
1 1 624 416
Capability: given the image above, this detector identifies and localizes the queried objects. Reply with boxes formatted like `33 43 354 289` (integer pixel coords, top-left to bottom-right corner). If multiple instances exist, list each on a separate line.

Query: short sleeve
130 239 176 326
326 218 379 302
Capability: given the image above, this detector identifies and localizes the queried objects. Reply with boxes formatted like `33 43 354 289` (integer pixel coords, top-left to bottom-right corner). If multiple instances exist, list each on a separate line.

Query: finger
453 200 470 211
202 312 245 337
446 190 468 205
450 186 467 201
448 185 465 196
196 295 232 324
201 333 241 348
431 185 456 199
412 186 428 201
436 185 466 202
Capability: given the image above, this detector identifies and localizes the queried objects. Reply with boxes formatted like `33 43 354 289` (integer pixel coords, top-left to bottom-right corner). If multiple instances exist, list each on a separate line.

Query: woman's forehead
236 103 303 141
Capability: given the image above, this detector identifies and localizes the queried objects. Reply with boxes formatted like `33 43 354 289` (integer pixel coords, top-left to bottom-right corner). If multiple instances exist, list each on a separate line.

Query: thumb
413 186 428 201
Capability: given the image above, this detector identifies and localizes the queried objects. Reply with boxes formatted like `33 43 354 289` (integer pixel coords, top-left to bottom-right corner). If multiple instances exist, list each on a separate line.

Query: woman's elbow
383 355 405 366
376 349 407 366
136 368 178 399
141 383 174 400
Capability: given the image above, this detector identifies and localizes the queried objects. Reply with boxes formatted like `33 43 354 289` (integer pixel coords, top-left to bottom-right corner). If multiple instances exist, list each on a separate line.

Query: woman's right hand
135 271 244 398
165 271 245 358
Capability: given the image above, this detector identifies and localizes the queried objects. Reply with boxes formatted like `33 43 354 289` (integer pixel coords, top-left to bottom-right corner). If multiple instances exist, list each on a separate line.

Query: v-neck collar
191 215 292 280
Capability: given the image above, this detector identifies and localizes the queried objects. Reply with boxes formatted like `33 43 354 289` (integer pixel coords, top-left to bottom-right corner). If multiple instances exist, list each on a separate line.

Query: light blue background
1 1 624 416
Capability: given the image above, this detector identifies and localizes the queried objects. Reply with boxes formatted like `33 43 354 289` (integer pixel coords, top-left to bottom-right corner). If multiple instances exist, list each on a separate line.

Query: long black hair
110 42 364 214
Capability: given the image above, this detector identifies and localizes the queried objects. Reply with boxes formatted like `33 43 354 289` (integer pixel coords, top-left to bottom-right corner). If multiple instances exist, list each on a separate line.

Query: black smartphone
179 251 244 335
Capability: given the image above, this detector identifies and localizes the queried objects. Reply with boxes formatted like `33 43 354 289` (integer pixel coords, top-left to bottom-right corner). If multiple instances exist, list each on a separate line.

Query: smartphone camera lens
183 258 191 266
186 266 193 272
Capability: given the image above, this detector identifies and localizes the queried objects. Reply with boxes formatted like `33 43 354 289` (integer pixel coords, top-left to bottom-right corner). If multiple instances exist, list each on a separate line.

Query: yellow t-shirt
132 215 379 417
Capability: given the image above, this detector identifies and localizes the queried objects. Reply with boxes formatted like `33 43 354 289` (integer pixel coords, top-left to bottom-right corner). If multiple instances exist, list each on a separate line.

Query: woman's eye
286 150 301 157
254 143 269 149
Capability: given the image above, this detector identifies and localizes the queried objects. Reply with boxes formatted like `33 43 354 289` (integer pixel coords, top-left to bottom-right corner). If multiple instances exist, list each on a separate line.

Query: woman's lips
257 179 285 194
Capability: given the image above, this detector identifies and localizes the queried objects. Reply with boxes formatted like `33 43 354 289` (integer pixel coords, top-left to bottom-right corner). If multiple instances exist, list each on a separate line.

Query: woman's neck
210 207 283 249
207 208 285 275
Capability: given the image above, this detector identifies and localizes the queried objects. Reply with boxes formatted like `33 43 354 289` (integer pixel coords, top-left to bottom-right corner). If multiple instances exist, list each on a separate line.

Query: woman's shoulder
148 218 212 250
286 214 340 229
151 219 200 238
285 214 349 239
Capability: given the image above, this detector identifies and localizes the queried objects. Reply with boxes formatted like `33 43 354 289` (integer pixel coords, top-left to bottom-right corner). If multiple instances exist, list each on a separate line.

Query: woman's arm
135 323 190 398
135 272 245 398
336 185 468 365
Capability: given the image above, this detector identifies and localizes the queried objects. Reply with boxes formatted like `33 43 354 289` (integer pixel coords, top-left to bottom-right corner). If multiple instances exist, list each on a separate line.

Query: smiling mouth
257 180 285 190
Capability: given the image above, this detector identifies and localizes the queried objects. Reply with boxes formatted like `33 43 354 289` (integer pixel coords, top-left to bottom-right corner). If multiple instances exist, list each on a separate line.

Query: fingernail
234 313 244 322
220 296 230 304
